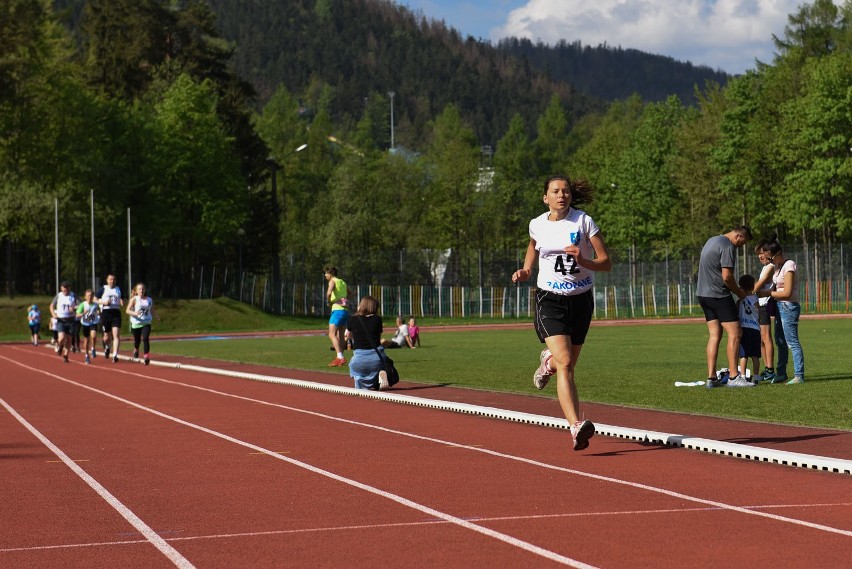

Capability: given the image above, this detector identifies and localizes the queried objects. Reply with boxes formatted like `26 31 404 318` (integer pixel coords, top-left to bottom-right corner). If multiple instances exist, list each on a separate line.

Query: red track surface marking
2 344 851 568
0 397 196 569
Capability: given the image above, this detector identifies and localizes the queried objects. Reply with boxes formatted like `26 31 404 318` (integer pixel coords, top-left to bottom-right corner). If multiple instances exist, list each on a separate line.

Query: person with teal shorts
325 266 349 367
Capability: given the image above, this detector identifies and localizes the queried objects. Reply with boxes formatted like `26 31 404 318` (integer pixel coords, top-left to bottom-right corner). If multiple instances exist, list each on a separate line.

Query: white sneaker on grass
726 375 756 387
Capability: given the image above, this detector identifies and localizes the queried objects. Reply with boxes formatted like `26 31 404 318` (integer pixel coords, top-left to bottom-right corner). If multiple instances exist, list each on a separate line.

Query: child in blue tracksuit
28 304 41 346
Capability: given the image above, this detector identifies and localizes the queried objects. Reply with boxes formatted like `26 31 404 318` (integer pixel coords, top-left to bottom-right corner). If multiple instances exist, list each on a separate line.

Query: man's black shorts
100 309 122 331
534 289 594 345
698 295 738 323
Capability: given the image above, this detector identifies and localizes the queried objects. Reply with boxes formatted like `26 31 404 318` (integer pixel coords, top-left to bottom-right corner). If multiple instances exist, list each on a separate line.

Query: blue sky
398 0 814 75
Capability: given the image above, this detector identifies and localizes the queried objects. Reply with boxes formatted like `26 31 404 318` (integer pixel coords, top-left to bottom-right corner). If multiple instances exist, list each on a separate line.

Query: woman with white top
511 174 612 451
752 241 776 381
126 282 156 365
757 237 804 384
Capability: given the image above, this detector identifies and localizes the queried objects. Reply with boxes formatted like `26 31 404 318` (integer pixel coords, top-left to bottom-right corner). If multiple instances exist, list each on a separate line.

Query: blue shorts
329 309 349 327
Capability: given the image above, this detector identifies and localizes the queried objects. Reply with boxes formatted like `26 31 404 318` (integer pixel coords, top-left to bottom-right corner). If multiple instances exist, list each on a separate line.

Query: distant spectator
381 316 414 349
27 304 41 346
696 225 753 388
346 295 390 390
758 236 804 384
408 316 421 347
753 240 776 381
736 274 761 382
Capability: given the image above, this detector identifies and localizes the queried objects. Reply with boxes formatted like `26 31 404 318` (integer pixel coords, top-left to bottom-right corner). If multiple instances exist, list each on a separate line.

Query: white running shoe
570 420 595 451
726 375 757 387
378 370 389 390
533 349 554 390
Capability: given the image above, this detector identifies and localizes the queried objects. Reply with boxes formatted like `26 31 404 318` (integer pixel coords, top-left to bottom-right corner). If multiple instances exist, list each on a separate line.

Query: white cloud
492 0 806 74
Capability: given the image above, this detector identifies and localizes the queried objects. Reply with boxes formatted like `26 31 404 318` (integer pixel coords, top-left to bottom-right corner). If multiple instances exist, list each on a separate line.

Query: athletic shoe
63 354 69 363
705 377 726 388
786 376 804 384
770 374 788 384
55 347 61 355
143 354 150 366
715 368 731 384
85 354 90 364
132 349 139 360
378 370 389 390
104 347 110 359
570 420 595 451
91 349 96 359
327 358 346 367
760 368 775 382
726 375 756 387
112 355 119 363
533 349 554 390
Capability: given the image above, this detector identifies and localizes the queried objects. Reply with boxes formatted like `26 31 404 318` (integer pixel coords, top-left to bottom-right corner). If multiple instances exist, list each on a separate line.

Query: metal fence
195 264 851 320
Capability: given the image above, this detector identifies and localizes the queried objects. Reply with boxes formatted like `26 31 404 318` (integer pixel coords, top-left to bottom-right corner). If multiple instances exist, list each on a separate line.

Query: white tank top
530 208 600 296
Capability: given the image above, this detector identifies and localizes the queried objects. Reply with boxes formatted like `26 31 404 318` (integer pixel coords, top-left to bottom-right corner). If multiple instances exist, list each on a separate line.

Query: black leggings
131 325 152 354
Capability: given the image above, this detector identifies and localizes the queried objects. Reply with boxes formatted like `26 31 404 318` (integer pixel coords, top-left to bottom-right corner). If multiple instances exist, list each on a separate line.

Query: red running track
1 344 850 568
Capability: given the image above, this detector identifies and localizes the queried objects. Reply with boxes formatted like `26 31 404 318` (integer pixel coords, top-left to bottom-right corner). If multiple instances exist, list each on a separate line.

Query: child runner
511 174 612 451
76 289 101 364
126 282 155 365
736 275 761 384
27 304 41 346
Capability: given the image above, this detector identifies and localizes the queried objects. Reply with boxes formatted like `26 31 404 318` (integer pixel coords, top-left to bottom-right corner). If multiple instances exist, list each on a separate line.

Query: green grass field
3 296 850 429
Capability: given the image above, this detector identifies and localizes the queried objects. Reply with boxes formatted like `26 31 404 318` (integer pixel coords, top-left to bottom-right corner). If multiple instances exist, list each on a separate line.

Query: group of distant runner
27 274 156 366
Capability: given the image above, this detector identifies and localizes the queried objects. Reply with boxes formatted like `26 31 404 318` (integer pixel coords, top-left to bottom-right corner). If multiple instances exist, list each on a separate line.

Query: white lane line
105 364 852 538
2 356 596 568
0 396 196 569
4 501 851 555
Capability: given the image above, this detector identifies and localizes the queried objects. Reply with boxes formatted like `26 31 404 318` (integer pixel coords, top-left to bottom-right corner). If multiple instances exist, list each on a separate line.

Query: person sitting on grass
408 316 421 347
381 316 415 349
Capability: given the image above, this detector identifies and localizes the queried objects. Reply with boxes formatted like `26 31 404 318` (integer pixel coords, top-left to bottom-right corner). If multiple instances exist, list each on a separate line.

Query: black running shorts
697 295 738 323
534 289 594 345
100 309 122 331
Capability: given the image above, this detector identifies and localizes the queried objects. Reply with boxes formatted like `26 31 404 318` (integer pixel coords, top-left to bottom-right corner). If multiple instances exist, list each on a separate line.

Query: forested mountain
203 0 728 145
496 38 731 103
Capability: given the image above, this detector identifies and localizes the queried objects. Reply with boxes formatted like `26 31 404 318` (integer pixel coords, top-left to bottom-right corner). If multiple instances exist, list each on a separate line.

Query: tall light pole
268 143 307 313
388 91 395 151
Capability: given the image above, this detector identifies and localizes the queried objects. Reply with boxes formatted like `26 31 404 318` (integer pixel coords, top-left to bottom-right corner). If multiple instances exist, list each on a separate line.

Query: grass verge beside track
4 296 850 429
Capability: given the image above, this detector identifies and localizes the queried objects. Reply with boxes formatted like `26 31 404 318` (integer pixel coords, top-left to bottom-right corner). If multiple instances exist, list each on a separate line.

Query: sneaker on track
133 349 139 360
104 347 110 359
533 349 554 390
726 375 757 387
570 420 595 451
85 354 91 364
112 355 119 363
63 354 69 363
378 370 389 390
144 355 150 366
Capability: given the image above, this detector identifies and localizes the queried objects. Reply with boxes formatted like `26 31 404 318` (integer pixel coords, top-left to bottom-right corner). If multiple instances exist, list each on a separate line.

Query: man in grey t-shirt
697 226 752 387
